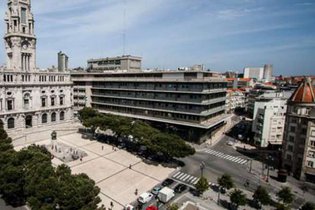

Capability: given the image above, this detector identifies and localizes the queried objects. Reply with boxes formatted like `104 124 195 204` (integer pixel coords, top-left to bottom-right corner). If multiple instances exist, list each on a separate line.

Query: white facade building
225 89 246 114
243 67 264 80
252 92 291 147
0 0 73 134
243 64 273 82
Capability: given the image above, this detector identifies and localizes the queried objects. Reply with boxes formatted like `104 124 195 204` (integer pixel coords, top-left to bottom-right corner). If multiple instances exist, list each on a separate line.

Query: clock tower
4 0 36 71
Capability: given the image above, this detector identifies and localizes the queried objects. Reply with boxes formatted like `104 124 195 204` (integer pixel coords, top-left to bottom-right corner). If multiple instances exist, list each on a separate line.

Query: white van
138 192 153 204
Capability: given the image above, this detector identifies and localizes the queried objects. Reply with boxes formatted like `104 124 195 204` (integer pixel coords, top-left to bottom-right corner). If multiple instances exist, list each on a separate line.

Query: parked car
151 186 162 196
124 204 135 210
189 187 200 196
138 192 153 204
161 178 174 186
226 140 234 146
174 183 187 193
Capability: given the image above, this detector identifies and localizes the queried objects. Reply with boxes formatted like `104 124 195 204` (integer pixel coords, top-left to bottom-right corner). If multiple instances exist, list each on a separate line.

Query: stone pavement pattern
13 132 175 210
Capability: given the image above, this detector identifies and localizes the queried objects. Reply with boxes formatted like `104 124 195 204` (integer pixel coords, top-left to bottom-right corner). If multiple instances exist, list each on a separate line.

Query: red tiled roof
289 77 315 103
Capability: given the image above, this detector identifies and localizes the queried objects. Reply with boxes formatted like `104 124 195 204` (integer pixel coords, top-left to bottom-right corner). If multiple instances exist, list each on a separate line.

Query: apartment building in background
252 91 292 148
243 64 273 82
225 89 246 114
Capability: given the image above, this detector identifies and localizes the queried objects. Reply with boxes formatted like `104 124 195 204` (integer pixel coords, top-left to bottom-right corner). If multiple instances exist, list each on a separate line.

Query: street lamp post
266 155 273 182
217 187 221 205
200 161 205 177
249 159 252 173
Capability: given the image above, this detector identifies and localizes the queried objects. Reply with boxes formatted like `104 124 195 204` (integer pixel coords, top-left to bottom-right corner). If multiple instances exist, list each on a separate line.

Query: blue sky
0 0 314 75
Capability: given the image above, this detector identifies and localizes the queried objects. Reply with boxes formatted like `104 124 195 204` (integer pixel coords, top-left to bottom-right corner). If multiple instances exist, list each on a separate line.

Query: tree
0 121 103 210
79 107 195 159
301 202 315 210
253 185 271 206
230 189 247 209
276 203 290 210
167 203 179 210
277 187 294 205
217 174 234 190
78 107 99 123
195 176 209 194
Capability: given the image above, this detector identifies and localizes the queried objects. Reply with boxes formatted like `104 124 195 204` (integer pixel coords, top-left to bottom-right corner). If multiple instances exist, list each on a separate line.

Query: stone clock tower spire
4 0 36 71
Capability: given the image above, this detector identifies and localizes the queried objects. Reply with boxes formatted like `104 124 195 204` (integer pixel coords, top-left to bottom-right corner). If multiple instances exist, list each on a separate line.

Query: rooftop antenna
123 0 126 56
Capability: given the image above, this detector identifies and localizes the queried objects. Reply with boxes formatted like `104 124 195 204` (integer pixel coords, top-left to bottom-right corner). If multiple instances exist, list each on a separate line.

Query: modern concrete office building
0 0 73 134
71 70 229 142
87 55 142 72
282 78 315 182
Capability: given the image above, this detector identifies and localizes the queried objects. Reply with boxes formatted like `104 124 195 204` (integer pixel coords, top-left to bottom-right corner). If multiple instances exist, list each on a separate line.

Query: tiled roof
289 77 315 103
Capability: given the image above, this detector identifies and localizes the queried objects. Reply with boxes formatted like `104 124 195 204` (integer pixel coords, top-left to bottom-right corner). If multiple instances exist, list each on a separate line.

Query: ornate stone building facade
0 0 73 134
282 78 315 182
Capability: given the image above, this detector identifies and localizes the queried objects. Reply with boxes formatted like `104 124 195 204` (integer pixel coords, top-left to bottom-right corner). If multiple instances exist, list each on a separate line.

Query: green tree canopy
217 174 234 190
277 187 294 205
0 120 103 209
301 202 315 210
167 203 179 210
195 176 209 194
79 107 195 158
230 189 247 209
253 185 271 205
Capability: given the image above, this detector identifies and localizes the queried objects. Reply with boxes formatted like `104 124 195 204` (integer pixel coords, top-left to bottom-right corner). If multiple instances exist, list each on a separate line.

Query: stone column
21 54 24 71
23 54 26 71
27 55 30 71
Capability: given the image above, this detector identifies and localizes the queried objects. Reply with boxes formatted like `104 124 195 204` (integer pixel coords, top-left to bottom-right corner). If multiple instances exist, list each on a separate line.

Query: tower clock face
22 44 28 50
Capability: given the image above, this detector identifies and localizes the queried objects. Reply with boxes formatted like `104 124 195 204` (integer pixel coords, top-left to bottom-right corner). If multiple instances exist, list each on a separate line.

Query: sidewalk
189 114 239 151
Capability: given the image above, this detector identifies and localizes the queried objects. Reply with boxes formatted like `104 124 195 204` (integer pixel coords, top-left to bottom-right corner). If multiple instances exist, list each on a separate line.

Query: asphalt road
179 134 308 209
181 135 257 188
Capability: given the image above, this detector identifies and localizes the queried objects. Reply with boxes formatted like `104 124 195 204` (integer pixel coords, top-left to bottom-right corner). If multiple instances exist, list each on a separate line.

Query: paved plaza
14 132 176 210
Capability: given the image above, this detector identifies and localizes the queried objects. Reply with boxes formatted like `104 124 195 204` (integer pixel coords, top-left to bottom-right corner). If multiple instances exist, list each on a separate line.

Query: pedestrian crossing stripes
172 171 199 185
203 149 248 165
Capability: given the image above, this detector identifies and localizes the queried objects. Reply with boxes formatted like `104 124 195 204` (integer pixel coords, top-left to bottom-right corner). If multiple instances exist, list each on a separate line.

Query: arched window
7 118 15 129
60 111 65 121
51 112 56 122
42 113 47 123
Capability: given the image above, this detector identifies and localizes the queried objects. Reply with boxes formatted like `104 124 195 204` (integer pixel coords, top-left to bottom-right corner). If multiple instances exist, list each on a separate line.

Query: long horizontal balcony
90 86 226 94
91 94 226 105
96 109 230 129
71 77 226 83
91 101 224 117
